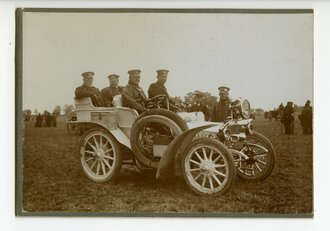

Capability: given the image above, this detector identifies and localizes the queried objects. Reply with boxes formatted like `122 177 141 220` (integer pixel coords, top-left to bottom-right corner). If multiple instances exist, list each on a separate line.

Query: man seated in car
101 74 123 107
121 69 148 114
148 69 180 111
75 71 104 106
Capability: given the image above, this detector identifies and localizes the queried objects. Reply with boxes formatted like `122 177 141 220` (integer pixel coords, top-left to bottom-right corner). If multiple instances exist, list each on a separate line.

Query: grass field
21 115 313 215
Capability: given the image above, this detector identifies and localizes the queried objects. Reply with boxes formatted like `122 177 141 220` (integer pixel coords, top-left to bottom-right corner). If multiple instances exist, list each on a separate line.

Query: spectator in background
35 113 43 128
283 101 295 135
299 100 313 134
51 112 57 127
45 112 52 127
189 92 210 121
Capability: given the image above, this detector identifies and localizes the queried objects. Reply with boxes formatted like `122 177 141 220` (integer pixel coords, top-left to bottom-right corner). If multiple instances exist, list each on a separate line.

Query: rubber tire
136 108 188 132
181 138 236 196
236 132 276 181
130 109 188 168
78 127 123 183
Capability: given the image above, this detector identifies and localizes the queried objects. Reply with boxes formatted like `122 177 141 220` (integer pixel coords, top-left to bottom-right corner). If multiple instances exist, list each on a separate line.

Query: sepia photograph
16 8 313 216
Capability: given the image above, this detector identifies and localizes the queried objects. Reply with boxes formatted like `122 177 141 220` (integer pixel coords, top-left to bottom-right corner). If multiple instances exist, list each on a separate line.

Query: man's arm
75 87 93 99
148 83 157 99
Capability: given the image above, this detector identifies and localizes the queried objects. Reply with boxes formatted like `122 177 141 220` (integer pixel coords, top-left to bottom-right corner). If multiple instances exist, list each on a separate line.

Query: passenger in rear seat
75 71 104 107
101 74 123 107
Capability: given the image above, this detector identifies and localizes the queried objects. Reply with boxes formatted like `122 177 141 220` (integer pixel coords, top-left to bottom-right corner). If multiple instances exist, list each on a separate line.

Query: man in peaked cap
148 69 180 111
121 69 148 114
210 86 232 122
188 92 210 121
75 71 104 106
101 74 124 107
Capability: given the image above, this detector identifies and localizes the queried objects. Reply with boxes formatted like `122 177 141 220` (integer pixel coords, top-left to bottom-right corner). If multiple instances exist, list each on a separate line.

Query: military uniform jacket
148 81 170 98
101 86 124 107
75 84 104 106
189 103 210 121
210 99 231 122
148 81 177 109
122 83 148 113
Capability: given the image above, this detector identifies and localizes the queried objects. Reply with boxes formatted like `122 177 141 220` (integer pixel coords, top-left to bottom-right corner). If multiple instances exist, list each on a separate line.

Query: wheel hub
200 160 215 175
95 148 104 159
244 146 257 164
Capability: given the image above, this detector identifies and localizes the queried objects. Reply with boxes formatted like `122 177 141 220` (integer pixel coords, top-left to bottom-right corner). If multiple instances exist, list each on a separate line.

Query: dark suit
283 105 294 134
122 83 148 113
101 86 123 107
75 84 104 106
299 105 312 134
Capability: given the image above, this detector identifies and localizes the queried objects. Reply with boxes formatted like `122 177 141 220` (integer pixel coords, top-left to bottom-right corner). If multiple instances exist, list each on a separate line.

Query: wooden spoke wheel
78 128 122 182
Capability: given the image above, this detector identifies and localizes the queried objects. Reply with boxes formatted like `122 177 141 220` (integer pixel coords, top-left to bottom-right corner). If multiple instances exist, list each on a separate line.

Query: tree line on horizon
23 90 305 119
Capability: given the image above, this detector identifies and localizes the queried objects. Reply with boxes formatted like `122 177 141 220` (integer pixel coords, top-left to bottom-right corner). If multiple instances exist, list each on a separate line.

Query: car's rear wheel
78 127 122 182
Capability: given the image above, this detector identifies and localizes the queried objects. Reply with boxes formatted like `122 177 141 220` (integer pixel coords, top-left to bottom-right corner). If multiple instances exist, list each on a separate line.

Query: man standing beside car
122 69 148 114
210 86 232 122
101 74 123 107
75 71 104 107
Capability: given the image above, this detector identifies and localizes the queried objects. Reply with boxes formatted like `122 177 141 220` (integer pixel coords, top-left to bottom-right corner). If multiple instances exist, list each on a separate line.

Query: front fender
156 124 218 179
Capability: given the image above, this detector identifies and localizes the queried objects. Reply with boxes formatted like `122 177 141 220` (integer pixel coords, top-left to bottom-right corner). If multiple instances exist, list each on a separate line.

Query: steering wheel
145 94 170 110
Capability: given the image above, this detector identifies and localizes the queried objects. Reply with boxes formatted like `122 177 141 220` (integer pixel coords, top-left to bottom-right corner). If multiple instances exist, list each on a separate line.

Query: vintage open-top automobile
71 94 275 196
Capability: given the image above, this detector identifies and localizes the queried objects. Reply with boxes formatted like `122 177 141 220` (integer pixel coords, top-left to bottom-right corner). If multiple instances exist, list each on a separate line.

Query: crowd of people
74 69 234 122
265 100 313 135
35 112 57 128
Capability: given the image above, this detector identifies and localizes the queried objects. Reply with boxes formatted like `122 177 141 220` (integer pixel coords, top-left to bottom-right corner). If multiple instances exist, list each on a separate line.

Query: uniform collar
156 81 164 86
82 83 93 88
127 82 141 89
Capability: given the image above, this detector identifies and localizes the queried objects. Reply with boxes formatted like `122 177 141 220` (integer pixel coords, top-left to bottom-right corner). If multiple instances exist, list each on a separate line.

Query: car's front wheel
182 138 236 196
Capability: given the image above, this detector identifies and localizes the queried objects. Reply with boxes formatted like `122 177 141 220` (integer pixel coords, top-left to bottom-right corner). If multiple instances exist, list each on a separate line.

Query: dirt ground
20 115 313 216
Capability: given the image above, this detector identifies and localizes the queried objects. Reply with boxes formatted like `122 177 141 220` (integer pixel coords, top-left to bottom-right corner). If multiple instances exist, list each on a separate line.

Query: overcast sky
22 11 313 112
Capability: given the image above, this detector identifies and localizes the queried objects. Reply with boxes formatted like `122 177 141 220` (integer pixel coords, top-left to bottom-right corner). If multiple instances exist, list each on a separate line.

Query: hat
81 71 95 78
194 92 204 98
128 69 141 77
156 69 169 76
218 86 230 93
108 74 119 80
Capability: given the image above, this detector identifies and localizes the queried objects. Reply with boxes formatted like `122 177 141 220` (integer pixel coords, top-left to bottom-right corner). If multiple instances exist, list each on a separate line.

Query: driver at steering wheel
210 86 232 122
122 69 148 114
148 69 180 111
